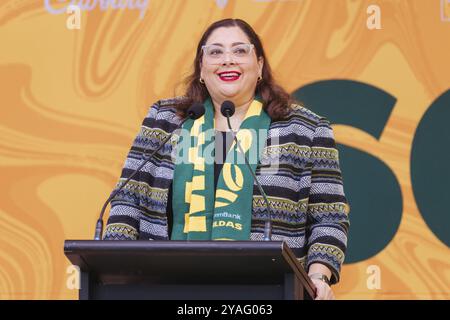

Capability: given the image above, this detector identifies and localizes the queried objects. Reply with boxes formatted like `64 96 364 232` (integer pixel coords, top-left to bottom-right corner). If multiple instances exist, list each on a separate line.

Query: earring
257 75 263 82
199 78 205 84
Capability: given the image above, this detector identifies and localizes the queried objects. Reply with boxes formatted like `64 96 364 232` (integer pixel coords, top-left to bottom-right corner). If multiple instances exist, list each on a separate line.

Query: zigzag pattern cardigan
103 97 350 284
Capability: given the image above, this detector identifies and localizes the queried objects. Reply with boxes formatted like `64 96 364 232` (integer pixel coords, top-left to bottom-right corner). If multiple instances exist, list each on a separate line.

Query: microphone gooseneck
94 103 205 240
220 101 273 241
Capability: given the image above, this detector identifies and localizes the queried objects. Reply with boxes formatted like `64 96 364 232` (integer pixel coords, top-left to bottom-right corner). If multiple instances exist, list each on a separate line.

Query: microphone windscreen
221 100 235 117
187 103 205 119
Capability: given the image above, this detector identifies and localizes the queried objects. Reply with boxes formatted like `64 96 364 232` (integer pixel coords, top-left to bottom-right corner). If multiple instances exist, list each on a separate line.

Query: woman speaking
102 19 350 300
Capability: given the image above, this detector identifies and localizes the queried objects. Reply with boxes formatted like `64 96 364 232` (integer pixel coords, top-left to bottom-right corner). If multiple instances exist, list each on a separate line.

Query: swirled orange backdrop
0 0 449 299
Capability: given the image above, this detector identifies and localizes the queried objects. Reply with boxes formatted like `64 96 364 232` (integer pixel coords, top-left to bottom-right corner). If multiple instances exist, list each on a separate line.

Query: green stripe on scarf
171 96 271 240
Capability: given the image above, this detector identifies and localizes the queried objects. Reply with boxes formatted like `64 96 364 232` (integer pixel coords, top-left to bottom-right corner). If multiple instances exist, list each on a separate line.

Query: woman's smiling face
200 26 264 107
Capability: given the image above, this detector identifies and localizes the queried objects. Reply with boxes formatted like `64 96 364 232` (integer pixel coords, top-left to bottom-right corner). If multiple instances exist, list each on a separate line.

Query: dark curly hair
176 18 292 121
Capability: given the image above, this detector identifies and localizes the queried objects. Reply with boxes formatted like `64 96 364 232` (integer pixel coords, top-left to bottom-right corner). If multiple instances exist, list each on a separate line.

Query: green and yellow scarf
171 96 271 240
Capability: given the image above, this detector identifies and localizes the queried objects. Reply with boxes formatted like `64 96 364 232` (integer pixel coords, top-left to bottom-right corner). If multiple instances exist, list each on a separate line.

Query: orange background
0 0 449 299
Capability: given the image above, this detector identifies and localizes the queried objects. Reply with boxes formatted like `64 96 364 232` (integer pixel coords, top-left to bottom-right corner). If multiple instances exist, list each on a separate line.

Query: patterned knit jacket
103 97 350 284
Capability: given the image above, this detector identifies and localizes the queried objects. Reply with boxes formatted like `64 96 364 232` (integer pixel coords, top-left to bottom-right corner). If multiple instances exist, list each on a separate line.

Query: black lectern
64 240 316 300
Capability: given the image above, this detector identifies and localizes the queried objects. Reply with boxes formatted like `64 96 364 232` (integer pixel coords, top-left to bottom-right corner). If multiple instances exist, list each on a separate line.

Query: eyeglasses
201 43 255 63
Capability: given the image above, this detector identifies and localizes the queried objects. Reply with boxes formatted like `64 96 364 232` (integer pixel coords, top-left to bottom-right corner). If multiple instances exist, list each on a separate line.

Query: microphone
94 102 205 240
221 100 235 118
220 100 273 241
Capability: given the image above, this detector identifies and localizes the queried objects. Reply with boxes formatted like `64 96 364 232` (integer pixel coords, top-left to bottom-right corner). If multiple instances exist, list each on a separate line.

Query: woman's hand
310 278 335 300
308 263 335 300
